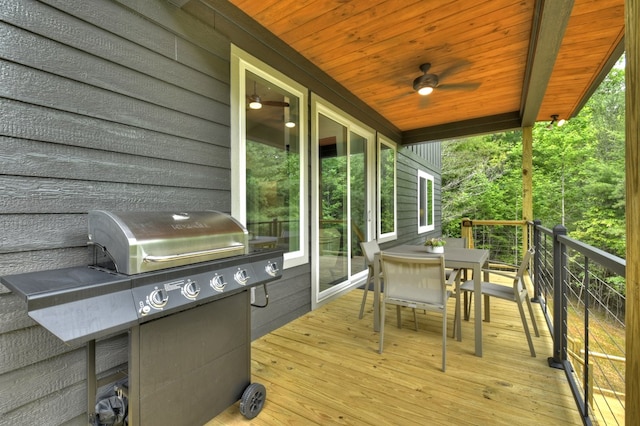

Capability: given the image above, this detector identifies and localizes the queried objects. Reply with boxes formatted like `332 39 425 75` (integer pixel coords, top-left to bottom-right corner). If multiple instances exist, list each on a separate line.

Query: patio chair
441 237 465 340
443 237 468 280
379 252 451 372
443 237 467 248
460 248 539 357
359 241 420 325
359 240 385 319
358 240 400 319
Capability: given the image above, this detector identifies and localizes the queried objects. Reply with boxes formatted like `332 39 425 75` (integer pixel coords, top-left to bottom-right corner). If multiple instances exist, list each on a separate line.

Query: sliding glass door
313 98 374 304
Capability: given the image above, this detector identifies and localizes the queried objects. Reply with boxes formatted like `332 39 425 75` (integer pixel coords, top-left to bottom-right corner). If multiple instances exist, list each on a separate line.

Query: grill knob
265 261 279 277
210 275 226 292
149 288 168 309
234 269 250 285
182 279 200 299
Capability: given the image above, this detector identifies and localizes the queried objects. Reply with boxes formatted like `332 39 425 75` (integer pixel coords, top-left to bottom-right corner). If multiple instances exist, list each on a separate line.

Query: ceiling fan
248 82 290 109
412 62 480 96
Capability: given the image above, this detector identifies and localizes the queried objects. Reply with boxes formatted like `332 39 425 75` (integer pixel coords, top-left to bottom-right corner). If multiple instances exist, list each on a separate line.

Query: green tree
442 57 626 257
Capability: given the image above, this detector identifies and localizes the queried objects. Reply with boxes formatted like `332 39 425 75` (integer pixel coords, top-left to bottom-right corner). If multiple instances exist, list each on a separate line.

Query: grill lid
88 210 248 275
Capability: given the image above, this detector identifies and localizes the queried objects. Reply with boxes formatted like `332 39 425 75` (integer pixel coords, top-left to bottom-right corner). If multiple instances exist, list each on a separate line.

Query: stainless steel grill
1 210 283 424
88 210 249 275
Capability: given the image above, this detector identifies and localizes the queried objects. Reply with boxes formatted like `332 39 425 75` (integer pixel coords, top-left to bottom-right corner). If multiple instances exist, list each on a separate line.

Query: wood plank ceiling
224 0 625 143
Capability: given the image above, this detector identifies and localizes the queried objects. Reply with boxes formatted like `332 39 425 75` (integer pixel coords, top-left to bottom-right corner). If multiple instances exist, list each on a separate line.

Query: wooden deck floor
206 289 583 425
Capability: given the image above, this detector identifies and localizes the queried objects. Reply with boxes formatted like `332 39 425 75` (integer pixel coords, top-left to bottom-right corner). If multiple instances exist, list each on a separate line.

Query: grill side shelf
1 267 137 345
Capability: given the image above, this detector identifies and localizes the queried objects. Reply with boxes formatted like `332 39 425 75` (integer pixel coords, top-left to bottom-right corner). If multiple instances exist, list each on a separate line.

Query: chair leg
379 300 386 354
517 297 536 357
359 273 372 319
484 294 491 322
453 276 462 340
453 291 461 341
525 297 540 337
442 307 447 372
396 305 402 328
463 291 472 321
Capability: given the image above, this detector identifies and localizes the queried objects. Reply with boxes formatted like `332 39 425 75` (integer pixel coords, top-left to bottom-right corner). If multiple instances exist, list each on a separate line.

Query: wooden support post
522 126 533 254
625 1 639 424
461 217 473 248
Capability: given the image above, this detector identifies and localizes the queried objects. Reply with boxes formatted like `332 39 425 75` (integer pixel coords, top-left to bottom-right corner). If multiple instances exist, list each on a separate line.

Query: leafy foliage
442 59 626 259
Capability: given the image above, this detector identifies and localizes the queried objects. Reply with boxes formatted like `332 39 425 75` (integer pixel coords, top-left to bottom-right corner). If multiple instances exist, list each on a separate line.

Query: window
377 135 397 242
418 170 434 233
231 46 308 268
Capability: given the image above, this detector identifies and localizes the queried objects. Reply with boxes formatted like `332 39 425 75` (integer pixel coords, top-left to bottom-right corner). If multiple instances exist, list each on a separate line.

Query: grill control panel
132 254 282 320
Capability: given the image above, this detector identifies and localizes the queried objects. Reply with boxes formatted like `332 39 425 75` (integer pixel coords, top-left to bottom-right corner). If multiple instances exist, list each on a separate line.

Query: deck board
206 289 583 425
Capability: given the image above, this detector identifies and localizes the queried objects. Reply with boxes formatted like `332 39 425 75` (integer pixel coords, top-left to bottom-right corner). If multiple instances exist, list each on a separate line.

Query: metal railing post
548 224 568 368
531 220 542 302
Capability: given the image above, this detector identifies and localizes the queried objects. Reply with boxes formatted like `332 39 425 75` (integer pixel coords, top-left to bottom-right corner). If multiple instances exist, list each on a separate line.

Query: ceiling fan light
418 85 434 96
413 63 440 95
248 93 262 109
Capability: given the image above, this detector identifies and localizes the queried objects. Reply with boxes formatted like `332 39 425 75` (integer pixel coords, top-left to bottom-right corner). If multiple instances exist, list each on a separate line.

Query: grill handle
143 244 245 263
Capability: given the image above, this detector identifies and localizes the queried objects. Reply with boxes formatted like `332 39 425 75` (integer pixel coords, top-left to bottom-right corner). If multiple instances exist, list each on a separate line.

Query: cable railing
460 219 626 425
535 223 625 426
460 218 529 266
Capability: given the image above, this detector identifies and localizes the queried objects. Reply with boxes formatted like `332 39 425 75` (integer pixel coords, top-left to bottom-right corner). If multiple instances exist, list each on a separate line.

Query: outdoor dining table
373 244 490 357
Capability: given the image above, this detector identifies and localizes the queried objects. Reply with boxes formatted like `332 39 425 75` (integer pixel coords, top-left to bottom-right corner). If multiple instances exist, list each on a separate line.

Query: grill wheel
239 382 267 419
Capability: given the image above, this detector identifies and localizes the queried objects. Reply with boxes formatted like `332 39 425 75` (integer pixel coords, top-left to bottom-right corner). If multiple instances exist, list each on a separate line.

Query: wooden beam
522 126 533 222
400 112 521 144
625 1 639 424
520 0 574 126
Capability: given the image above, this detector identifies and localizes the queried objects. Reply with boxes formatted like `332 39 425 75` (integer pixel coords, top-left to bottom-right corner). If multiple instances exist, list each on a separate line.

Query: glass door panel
318 114 348 291
316 113 371 295
350 131 368 277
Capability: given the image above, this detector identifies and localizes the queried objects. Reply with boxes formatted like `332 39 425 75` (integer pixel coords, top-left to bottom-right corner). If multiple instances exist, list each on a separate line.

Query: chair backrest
514 248 535 292
443 237 467 248
360 240 381 266
380 253 446 306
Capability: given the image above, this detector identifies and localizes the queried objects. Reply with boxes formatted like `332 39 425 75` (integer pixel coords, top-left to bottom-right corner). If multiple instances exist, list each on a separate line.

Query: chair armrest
480 268 517 280
446 268 462 285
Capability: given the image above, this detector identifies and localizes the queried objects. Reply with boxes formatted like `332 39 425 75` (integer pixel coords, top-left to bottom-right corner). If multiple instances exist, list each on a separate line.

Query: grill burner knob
149 288 168 309
265 261 279 277
210 275 226 292
182 279 200 299
234 269 250 285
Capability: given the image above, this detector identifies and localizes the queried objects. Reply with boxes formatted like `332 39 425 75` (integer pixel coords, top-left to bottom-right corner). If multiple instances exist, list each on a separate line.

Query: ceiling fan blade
418 95 431 109
437 82 481 91
438 60 473 81
262 100 290 107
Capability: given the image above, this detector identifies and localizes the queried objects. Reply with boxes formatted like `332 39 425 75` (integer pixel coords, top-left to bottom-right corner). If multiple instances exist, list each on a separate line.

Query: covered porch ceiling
215 0 624 144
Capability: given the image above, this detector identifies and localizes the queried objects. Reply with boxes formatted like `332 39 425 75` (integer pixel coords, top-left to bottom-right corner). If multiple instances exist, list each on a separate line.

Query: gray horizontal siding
4 0 230 95
0 175 230 214
1 59 227 142
392 143 443 247
0 137 229 189
0 0 235 423
251 264 311 340
1 99 230 167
